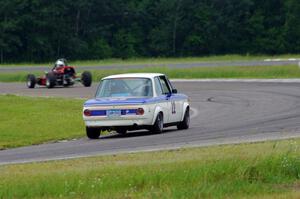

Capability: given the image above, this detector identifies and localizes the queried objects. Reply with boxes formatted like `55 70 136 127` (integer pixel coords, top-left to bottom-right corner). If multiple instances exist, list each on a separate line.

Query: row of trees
0 0 300 62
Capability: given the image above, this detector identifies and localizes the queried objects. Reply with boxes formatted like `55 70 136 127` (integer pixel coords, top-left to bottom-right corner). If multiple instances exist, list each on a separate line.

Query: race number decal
171 101 176 114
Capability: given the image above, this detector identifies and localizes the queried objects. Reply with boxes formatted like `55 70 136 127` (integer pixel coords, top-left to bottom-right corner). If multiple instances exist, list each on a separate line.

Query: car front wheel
86 127 101 139
177 108 190 130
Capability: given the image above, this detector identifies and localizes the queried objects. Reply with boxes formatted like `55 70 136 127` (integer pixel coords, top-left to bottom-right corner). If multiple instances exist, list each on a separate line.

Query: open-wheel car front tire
86 127 101 139
27 74 36 88
177 107 190 130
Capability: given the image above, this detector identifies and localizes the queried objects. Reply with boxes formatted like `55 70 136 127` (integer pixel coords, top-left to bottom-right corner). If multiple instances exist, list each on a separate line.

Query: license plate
107 109 121 118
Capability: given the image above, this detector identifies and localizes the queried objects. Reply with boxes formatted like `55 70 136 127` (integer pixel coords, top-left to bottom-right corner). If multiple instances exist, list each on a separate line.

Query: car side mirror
172 89 177 94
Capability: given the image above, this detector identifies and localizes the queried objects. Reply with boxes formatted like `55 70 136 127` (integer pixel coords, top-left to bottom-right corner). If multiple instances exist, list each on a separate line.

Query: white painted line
264 58 300 62
171 79 300 83
190 107 199 119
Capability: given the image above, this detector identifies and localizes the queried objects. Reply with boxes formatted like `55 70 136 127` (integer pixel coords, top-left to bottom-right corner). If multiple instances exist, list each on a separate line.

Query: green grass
0 139 299 198
0 95 85 149
85 65 300 80
1 54 300 67
1 65 300 83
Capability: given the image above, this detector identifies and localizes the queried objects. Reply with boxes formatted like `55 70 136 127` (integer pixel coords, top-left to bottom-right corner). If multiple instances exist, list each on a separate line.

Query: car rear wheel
151 113 163 133
27 74 36 88
81 71 92 87
86 127 101 139
46 72 56 88
115 128 127 135
177 108 190 130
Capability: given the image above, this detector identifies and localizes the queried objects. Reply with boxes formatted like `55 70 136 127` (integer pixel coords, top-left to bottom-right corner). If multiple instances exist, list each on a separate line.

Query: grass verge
1 54 300 67
0 95 85 149
0 139 299 198
1 65 300 83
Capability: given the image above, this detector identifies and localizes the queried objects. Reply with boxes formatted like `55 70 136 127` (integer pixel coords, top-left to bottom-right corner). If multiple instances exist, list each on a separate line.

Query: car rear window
96 78 153 98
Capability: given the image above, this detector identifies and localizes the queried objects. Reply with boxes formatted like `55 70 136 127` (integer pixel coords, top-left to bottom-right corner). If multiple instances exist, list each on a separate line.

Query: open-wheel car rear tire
81 71 92 87
46 72 56 88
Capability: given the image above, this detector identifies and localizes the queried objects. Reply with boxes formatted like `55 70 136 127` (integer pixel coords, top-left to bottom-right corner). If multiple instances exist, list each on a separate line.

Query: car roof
102 73 165 80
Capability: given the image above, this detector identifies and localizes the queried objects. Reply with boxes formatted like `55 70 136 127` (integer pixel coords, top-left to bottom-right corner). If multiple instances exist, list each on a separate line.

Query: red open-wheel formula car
26 59 92 89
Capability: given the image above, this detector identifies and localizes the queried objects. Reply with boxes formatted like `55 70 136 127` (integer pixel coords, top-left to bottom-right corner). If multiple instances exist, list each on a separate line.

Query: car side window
154 77 163 95
159 76 171 94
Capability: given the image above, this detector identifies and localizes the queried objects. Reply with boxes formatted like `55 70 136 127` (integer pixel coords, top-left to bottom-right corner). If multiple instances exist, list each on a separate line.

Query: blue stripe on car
84 94 187 106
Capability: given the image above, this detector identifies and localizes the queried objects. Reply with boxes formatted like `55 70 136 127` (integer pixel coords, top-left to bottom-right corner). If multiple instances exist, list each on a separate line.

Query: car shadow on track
100 128 178 140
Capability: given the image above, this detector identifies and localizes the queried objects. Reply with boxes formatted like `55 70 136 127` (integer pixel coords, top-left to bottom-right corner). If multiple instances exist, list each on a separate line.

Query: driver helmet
55 60 65 68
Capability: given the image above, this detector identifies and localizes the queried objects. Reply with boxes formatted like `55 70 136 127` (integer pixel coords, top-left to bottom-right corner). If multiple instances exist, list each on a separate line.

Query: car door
164 76 183 122
154 77 171 123
158 76 182 123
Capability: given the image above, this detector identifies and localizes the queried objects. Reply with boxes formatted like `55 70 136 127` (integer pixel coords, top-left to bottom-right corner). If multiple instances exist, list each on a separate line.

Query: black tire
115 128 127 135
86 127 101 139
81 71 92 87
46 72 56 88
27 74 36 88
151 112 164 133
177 108 190 130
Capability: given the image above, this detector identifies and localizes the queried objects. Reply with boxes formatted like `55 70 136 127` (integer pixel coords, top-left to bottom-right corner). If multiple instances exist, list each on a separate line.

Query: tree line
0 0 299 63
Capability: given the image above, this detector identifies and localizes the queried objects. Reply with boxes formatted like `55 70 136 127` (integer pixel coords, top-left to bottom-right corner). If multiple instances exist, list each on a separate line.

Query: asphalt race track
0 81 300 165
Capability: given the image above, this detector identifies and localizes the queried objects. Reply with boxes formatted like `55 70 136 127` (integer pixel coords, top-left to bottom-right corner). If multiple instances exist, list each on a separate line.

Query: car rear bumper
84 117 153 128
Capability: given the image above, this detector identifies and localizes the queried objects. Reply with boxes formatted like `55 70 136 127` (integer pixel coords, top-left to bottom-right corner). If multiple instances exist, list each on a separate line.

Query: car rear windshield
96 78 153 98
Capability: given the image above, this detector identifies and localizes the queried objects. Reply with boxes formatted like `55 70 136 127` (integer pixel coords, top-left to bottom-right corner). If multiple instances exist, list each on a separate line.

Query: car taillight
136 108 144 115
84 109 92 116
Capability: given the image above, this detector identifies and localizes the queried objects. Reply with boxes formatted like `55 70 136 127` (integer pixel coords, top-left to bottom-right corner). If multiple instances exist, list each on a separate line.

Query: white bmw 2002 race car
83 73 190 139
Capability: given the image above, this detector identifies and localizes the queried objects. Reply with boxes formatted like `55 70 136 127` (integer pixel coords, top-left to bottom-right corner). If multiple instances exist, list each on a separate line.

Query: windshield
96 78 153 98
